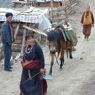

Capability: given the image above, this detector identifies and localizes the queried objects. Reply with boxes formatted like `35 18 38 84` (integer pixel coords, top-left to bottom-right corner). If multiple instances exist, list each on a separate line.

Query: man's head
86 5 90 11
5 12 13 22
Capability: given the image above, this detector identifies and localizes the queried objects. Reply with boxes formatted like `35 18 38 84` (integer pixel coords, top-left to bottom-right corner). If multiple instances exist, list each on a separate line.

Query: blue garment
23 46 36 61
3 43 12 69
47 30 60 41
47 31 56 41
1 21 12 44
1 21 13 69
56 28 65 41
54 31 60 41
20 43 45 95
23 44 45 68
20 69 42 95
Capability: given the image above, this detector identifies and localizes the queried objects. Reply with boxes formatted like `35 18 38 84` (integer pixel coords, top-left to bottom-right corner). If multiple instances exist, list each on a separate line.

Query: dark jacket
23 44 45 68
47 30 60 41
20 44 46 95
1 21 13 44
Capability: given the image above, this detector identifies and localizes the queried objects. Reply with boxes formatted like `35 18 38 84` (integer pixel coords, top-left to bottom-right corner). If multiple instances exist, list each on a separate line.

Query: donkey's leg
60 49 64 69
59 41 65 69
69 49 73 59
49 54 55 75
60 57 64 69
49 62 53 75
56 40 61 59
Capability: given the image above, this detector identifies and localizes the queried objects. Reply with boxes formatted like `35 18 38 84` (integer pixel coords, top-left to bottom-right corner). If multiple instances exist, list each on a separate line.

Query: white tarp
0 8 20 21
0 7 51 32
24 7 51 31
25 7 49 18
0 8 41 23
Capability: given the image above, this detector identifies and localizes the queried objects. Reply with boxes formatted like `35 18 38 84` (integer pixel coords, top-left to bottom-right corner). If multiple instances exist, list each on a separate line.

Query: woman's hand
40 68 46 76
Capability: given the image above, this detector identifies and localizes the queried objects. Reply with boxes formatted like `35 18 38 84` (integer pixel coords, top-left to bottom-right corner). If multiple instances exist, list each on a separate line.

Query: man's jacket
1 21 13 44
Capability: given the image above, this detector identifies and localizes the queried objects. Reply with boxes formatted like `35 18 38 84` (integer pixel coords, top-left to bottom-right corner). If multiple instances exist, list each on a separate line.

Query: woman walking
20 35 47 95
81 6 94 40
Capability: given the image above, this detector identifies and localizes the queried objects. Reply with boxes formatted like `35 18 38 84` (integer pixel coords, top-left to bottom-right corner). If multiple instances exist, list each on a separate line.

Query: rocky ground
1 0 95 95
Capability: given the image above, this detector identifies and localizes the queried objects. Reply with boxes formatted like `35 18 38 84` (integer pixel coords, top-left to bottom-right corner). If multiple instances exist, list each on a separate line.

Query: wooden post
20 29 26 56
23 25 47 36
14 23 20 40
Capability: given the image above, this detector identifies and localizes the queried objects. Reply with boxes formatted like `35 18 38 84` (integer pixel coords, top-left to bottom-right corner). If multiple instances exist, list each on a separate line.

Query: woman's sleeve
81 12 84 24
91 12 94 24
36 44 45 68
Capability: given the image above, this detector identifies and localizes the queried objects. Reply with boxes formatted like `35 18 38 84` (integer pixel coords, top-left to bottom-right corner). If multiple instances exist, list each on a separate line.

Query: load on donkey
47 20 77 75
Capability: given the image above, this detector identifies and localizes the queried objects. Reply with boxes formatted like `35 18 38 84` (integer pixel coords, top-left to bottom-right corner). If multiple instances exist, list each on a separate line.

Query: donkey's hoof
49 72 52 75
49 73 52 75
70 55 73 59
59 66 63 69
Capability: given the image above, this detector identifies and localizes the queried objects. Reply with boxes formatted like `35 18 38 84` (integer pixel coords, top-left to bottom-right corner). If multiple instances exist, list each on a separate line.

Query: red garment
42 79 47 94
21 60 40 70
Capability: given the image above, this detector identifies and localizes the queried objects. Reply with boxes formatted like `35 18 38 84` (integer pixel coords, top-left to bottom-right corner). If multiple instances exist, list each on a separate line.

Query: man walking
81 6 94 40
1 12 14 72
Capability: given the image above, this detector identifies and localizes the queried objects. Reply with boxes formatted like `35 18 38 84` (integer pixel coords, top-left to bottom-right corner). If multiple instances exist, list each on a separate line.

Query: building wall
32 1 62 7
13 0 62 8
